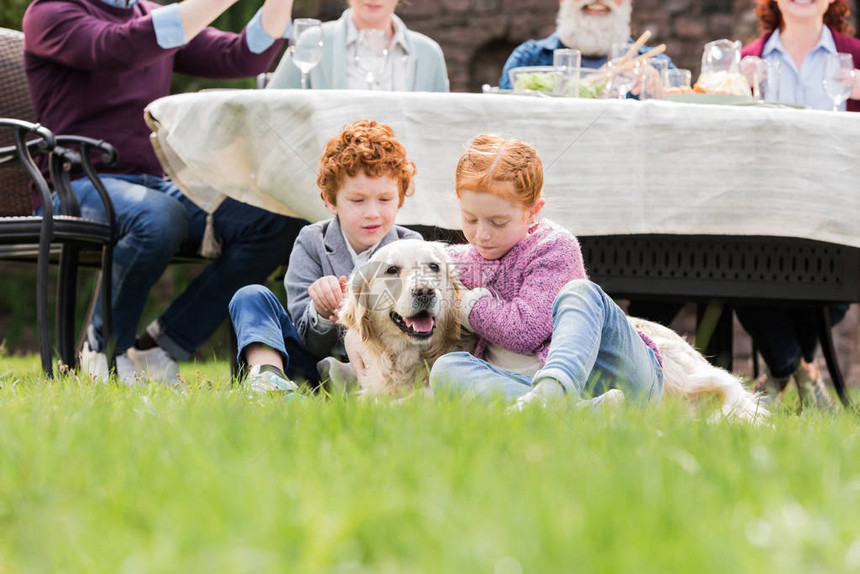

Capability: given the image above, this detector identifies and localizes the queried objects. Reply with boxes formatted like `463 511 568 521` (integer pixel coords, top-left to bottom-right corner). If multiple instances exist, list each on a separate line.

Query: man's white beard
556 0 632 57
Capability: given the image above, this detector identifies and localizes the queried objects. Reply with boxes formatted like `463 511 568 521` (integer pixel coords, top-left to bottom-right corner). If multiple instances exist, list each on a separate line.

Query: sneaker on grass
80 340 109 383
126 346 180 386
751 372 789 408
509 380 625 413
80 342 148 385
578 388 625 412
794 360 839 412
246 364 302 397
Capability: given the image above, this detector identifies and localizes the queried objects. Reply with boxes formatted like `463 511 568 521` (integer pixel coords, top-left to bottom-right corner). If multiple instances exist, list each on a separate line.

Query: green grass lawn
1 356 859 573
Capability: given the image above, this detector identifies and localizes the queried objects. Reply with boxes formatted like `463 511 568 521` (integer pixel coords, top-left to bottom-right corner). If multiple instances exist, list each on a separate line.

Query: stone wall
296 0 857 93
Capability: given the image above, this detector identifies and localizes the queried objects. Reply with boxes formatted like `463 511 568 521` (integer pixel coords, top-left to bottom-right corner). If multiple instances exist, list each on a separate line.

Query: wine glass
290 18 323 90
822 52 856 112
355 29 388 90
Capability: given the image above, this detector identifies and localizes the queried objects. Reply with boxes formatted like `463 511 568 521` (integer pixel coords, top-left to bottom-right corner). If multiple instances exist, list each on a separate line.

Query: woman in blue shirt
737 0 860 410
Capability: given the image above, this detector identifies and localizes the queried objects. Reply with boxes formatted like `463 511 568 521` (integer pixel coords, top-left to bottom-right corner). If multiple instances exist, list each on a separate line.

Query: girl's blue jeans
431 279 663 404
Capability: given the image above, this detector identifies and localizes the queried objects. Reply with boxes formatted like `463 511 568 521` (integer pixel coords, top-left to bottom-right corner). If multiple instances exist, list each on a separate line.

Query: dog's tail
629 318 769 424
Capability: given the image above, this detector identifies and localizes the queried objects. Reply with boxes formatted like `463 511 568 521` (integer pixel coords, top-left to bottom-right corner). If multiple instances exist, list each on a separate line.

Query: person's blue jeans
66 174 306 357
735 304 849 378
229 284 320 382
431 279 663 404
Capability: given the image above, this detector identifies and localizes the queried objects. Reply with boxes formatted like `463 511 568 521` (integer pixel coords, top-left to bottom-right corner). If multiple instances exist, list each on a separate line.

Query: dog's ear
424 242 467 359
432 241 465 329
339 264 377 343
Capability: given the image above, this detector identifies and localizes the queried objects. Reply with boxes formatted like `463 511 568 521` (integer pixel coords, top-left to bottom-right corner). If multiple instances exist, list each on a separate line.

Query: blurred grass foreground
1 355 860 573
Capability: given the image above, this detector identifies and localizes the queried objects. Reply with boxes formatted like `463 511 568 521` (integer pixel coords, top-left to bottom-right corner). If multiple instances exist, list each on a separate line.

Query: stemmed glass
356 29 388 90
822 52 856 112
290 18 323 90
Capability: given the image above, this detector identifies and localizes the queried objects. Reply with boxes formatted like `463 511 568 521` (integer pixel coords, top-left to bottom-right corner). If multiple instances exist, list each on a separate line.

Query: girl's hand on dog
310 275 347 321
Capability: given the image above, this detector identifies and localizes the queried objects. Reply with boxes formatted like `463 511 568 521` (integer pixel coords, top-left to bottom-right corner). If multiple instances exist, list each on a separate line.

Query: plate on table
664 92 810 109
663 92 756 105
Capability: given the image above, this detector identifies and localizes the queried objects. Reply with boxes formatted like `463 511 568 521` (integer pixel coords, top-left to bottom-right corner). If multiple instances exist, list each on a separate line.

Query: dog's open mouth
390 310 436 340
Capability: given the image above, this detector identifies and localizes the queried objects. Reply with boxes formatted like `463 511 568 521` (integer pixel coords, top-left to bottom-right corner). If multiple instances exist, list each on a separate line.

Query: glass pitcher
701 39 742 76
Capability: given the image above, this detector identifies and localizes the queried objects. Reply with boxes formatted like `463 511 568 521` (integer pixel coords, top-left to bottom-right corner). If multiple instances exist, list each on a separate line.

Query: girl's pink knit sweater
448 219 587 364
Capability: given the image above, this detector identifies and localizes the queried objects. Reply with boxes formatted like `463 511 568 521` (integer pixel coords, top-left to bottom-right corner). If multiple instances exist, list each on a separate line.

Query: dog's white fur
339 240 473 396
628 317 768 424
340 239 766 422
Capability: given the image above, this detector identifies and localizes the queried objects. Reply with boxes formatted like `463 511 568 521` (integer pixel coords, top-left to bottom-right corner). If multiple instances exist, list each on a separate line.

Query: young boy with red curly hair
229 120 421 394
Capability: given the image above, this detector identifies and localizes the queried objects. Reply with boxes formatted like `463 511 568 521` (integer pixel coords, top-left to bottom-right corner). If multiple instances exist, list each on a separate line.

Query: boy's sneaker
246 364 302 396
126 346 180 386
794 361 839 412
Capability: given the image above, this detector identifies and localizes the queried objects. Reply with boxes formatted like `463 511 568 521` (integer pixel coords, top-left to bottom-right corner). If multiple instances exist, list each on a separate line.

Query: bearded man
498 0 673 89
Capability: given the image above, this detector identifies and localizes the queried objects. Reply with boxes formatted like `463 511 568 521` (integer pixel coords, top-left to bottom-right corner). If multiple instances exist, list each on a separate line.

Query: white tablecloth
145 89 860 248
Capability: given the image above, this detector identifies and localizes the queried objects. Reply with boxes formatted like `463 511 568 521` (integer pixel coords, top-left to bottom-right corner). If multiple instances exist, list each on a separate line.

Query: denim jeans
735 304 849 378
67 174 306 357
431 279 663 404
229 284 320 382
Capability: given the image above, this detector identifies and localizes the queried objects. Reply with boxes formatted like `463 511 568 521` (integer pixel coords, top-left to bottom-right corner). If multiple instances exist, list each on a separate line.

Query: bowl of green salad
508 66 608 98
508 66 557 94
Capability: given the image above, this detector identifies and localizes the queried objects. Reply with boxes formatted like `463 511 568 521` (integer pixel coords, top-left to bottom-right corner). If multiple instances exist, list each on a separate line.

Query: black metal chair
0 119 117 376
1 27 118 377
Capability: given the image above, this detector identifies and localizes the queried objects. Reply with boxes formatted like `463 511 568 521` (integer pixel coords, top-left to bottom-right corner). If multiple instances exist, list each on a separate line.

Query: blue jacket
499 32 674 90
268 9 449 92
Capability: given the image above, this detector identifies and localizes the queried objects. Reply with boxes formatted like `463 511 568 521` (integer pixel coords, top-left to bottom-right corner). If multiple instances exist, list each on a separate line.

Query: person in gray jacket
229 120 421 394
267 0 449 91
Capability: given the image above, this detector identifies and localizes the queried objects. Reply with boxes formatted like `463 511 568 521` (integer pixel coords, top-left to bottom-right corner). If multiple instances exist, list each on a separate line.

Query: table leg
817 308 851 407
696 302 733 371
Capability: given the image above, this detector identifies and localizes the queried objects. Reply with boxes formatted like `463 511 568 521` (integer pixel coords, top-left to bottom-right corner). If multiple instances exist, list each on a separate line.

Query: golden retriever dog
338 239 474 396
628 317 768 423
340 239 765 422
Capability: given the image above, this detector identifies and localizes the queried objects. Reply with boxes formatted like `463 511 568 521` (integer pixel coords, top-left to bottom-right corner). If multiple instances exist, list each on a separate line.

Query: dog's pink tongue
404 315 434 333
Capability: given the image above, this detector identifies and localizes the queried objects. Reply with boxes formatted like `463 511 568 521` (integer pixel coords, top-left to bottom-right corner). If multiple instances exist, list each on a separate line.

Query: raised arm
178 0 291 46
24 0 289 71
175 0 240 41
173 0 292 77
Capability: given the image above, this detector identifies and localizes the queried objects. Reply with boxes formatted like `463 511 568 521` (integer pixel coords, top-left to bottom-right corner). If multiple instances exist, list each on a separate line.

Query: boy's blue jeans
229 284 320 382
66 174 305 357
431 279 663 404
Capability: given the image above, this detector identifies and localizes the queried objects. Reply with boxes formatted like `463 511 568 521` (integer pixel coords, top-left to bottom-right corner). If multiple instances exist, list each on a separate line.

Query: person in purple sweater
22 0 306 384
430 135 663 410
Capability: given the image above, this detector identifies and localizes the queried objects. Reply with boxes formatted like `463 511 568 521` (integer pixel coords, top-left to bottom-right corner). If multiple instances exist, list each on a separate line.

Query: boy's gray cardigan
284 217 422 359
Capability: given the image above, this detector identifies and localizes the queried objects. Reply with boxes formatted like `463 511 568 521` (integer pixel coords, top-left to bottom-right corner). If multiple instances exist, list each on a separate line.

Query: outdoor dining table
145 89 860 403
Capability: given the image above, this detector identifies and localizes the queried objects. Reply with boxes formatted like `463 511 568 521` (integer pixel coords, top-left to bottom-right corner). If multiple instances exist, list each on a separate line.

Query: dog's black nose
412 286 436 309
413 286 435 299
